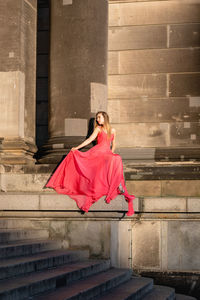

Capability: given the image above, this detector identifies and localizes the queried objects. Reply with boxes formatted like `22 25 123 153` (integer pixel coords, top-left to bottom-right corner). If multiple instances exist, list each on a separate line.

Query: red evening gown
45 129 135 216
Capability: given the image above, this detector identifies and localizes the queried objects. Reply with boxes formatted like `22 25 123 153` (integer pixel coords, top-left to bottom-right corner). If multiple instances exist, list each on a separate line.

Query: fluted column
39 0 108 163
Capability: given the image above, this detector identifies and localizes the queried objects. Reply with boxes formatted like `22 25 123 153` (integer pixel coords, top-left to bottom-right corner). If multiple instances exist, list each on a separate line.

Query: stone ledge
0 192 199 213
0 193 139 214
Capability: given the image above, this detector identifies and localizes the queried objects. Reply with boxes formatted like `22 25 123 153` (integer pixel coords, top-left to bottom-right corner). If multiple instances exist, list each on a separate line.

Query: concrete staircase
0 229 196 300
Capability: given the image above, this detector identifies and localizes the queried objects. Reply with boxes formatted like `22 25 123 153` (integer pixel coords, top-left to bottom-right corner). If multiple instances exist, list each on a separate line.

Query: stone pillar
0 0 37 164
39 0 108 163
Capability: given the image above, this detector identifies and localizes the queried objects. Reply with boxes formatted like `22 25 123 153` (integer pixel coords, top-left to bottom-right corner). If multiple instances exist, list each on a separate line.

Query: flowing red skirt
46 131 134 216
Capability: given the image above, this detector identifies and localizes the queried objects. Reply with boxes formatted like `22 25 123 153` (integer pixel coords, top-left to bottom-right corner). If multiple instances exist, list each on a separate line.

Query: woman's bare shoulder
95 126 101 133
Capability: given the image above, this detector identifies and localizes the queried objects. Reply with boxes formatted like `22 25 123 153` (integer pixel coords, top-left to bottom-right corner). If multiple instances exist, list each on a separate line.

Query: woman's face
96 113 104 125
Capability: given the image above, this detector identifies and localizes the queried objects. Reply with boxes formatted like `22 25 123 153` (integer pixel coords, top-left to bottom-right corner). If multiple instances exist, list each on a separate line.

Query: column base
0 138 37 165
36 136 93 164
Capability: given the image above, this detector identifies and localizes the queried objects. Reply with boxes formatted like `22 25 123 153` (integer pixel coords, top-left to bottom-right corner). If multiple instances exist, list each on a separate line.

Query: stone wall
108 0 200 161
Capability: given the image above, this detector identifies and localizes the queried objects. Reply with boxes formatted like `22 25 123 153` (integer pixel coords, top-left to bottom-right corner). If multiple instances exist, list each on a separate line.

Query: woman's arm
71 127 100 151
111 128 116 153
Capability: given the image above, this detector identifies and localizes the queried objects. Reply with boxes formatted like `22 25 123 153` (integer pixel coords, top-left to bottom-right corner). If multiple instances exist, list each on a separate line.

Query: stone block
90 82 107 113
126 181 161 197
108 74 167 99
40 194 77 210
67 220 110 257
108 25 167 51
169 74 200 97
26 0 37 10
0 1 21 72
143 197 186 213
132 221 160 268
0 194 39 210
108 51 119 74
169 24 200 48
109 1 200 26
0 71 25 137
40 194 128 212
187 198 200 212
109 3 120 26
107 100 120 123
112 123 170 147
64 118 88 136
168 221 200 271
119 49 200 74
170 122 200 146
0 174 50 192
108 97 199 123
49 221 66 239
161 180 200 197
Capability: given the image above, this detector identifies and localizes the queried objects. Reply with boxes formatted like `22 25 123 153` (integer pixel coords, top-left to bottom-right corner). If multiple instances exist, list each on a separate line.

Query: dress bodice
97 130 114 147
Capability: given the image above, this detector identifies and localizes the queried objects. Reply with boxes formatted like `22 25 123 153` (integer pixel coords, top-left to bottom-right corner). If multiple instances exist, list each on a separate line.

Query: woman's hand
71 147 78 151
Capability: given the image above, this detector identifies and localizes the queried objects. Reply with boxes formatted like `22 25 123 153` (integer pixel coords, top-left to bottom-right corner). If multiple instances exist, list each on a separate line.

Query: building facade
0 0 200 294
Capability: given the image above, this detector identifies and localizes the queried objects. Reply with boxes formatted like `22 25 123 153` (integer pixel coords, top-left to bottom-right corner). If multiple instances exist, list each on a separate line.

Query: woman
45 111 134 216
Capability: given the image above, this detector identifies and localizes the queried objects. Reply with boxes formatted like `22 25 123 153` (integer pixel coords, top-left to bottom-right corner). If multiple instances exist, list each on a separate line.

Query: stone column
39 0 108 163
0 0 37 165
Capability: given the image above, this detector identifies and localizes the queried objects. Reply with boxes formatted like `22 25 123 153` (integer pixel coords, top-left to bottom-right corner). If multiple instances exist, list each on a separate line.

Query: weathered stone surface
67 220 110 257
143 197 186 213
0 174 49 192
0 0 37 163
0 71 25 137
169 74 200 97
169 24 200 48
108 25 167 51
108 52 119 74
168 221 200 271
132 221 160 268
170 122 200 146
0 194 39 210
124 163 200 180
108 97 200 123
119 49 200 74
0 1 21 71
162 180 200 197
40 194 78 210
187 198 200 212
112 123 170 147
108 74 167 98
109 1 200 26
126 180 200 198
126 181 162 197
49 220 66 239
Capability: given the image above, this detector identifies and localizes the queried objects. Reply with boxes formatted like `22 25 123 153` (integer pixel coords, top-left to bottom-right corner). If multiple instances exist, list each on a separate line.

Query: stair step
33 268 132 300
176 294 197 300
0 249 89 280
0 260 110 300
0 239 62 258
0 229 49 242
96 277 153 300
142 285 175 300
